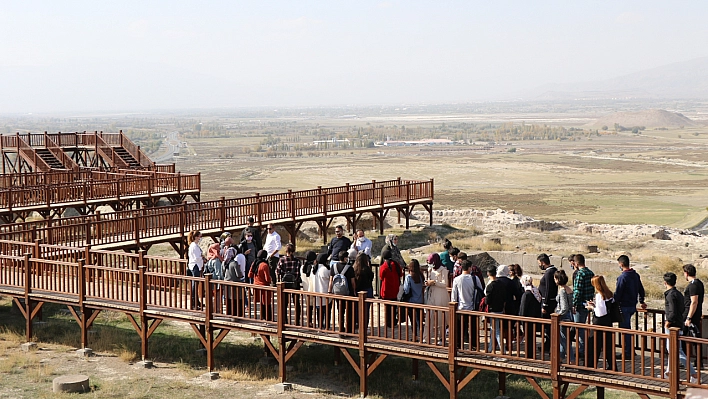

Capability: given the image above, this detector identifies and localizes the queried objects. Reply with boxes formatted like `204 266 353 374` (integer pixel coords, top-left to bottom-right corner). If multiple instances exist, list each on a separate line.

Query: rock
202 372 219 380
21 342 37 352
652 229 671 240
469 252 499 273
275 383 293 392
53 375 90 393
76 348 93 357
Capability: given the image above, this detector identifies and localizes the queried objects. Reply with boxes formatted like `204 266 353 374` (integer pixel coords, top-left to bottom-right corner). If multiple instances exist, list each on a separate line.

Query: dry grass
548 233 566 243
117 346 138 363
652 256 684 275
588 240 611 251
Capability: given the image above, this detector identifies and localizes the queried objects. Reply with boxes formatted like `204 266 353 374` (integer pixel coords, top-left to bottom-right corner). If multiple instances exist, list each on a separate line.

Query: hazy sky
1 1 707 113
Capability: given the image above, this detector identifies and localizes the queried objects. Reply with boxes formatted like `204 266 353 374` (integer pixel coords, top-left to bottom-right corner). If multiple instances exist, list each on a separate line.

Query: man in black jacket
239 217 263 251
327 225 352 262
537 253 558 350
662 272 697 382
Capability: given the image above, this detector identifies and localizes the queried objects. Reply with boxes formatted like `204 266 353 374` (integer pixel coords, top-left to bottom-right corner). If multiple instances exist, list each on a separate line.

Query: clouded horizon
1 1 707 113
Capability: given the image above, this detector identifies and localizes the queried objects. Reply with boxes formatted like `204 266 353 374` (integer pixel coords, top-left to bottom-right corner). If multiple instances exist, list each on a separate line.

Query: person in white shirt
451 260 483 346
187 230 204 310
350 229 372 257
584 275 616 370
263 224 282 285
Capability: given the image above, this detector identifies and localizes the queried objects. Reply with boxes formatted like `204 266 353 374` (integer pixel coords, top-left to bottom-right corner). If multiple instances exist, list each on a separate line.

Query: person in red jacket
379 251 403 327
249 250 273 321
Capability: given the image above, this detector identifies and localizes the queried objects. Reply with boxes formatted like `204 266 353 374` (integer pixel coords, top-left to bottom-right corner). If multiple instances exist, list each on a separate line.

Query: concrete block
53 375 90 393
137 360 153 369
21 342 37 352
202 372 219 380
76 348 93 357
275 383 293 393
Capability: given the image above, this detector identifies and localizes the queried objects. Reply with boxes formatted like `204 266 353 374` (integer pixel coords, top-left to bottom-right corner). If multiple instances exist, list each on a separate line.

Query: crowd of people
185 221 705 380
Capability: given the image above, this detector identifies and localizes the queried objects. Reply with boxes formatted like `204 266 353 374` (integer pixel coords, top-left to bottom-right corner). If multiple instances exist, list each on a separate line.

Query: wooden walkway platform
0 178 434 254
1 255 705 399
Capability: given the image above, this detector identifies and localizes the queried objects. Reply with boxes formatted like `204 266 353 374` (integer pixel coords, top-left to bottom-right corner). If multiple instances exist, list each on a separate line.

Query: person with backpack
312 253 332 329
329 250 357 334
380 251 403 328
300 251 317 328
277 243 302 325
403 259 425 335
451 260 483 348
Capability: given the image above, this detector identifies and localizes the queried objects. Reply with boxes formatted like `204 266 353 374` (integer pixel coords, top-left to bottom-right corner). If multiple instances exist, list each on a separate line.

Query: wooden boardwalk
0 257 704 399
0 178 434 254
0 169 200 222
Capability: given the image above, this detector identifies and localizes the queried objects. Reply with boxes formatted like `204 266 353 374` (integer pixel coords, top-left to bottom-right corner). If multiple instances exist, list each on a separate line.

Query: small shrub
118 347 137 363
653 256 683 275
548 233 565 243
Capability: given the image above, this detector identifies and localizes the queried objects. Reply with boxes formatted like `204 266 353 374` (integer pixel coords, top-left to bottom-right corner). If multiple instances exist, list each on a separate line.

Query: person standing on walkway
451 260 483 347
327 225 352 262
682 264 704 331
555 270 575 362
485 267 506 355
240 230 257 283
519 275 542 359
351 229 372 257
380 251 403 328
425 252 449 345
572 254 594 358
353 252 375 329
263 224 282 286
584 276 616 371
239 216 263 251
381 234 406 271
538 254 558 351
277 243 303 325
614 255 646 357
439 239 455 278
187 230 205 310
662 272 697 383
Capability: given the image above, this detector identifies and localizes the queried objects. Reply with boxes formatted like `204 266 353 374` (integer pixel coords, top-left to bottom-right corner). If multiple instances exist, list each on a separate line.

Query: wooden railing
0 171 200 212
0 179 431 248
16 135 52 172
43 133 80 171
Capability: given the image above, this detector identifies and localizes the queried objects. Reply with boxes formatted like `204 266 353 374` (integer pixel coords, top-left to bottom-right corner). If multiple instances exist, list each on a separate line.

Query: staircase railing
79 132 130 169
44 133 80 171
16 134 53 172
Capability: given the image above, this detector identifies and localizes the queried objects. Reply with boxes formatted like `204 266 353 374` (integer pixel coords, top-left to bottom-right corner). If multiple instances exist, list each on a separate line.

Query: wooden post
498 372 506 396
448 302 458 399
204 273 214 372
551 313 561 399
23 253 32 342
669 327 680 398
255 193 262 227
77 258 89 349
84 221 91 246
358 291 368 397
219 197 226 233
138 264 148 361
277 282 287 382
179 206 186 259
288 190 295 221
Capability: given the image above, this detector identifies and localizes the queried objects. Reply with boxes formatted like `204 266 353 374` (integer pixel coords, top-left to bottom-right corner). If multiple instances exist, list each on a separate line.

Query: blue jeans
574 308 589 355
559 313 575 361
619 306 637 355
487 312 505 354
665 329 696 377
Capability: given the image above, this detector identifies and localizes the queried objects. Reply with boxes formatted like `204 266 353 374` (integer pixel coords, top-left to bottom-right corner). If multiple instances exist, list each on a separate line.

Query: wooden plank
425 361 450 392
525 377 550 399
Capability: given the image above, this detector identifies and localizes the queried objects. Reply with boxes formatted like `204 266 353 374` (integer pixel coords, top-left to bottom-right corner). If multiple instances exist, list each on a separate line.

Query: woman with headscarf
424 252 449 345
380 234 406 270
519 275 543 358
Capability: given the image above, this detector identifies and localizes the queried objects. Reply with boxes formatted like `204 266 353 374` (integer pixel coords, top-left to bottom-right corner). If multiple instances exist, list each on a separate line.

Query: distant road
152 131 180 163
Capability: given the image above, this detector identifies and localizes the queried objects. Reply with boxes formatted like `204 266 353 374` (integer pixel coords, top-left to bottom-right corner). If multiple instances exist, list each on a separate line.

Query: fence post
204 273 214 372
23 253 32 342
448 302 458 399
669 327 680 398
84 221 92 247
255 193 262 227
550 313 561 398
358 291 368 398
277 282 287 382
219 197 226 232
288 190 295 221
138 265 149 361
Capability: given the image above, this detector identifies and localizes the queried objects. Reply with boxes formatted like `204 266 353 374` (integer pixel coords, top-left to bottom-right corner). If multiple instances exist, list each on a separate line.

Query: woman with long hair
425 253 449 344
353 252 375 329
554 269 574 362
585 275 616 370
312 252 333 328
403 259 424 335
187 230 204 310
